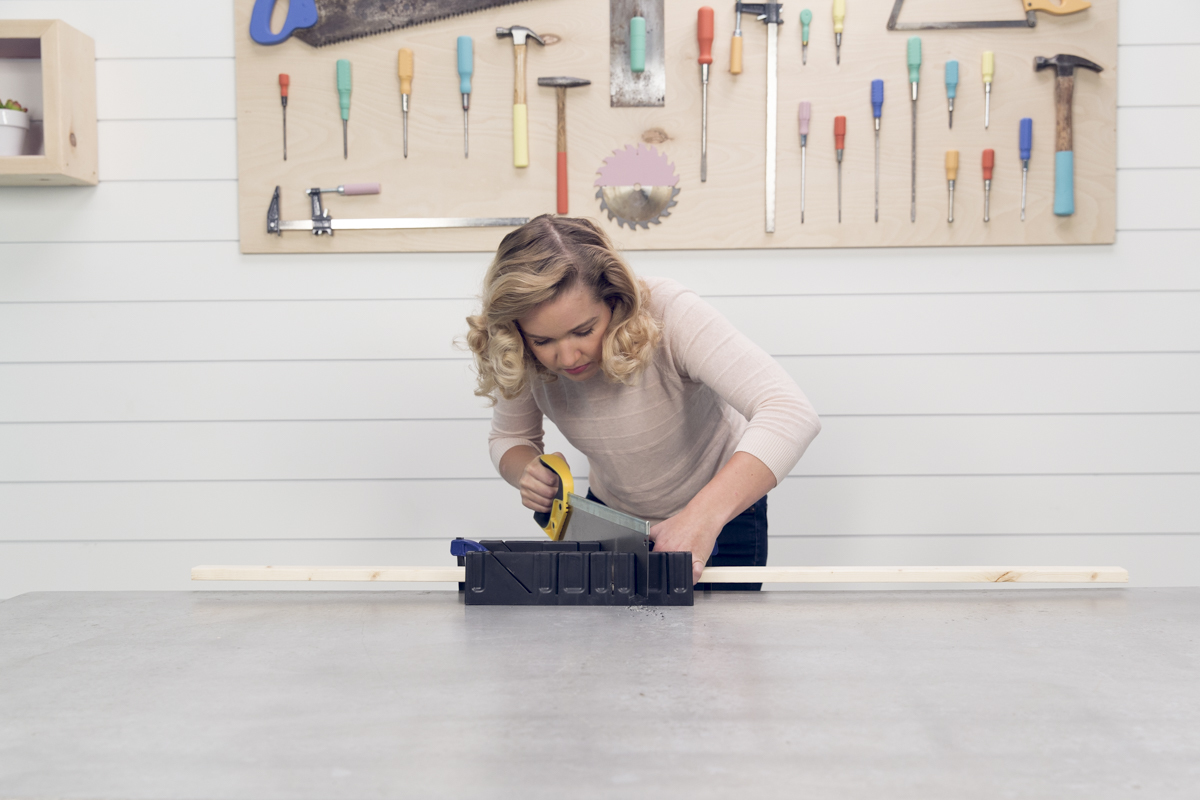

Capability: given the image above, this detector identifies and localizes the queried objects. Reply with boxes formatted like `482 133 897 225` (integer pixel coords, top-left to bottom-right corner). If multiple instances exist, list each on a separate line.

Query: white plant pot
0 108 31 156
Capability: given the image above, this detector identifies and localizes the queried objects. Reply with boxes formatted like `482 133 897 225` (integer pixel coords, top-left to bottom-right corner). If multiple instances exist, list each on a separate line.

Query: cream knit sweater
488 277 822 522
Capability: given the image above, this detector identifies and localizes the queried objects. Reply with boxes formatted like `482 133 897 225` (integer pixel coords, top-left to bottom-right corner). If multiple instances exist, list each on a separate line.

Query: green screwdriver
800 9 812 65
336 59 351 159
907 36 922 223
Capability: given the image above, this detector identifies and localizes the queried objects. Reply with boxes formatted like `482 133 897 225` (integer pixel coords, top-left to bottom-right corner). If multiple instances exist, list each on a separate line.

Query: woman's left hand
649 506 724 585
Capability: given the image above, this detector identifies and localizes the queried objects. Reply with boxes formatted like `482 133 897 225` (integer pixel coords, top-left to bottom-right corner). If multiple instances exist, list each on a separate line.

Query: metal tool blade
294 0 532 48
563 492 650 596
609 0 665 107
764 21 778 233
886 0 1038 30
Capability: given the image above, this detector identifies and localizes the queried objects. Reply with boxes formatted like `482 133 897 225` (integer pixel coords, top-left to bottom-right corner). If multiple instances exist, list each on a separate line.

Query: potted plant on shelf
0 98 31 156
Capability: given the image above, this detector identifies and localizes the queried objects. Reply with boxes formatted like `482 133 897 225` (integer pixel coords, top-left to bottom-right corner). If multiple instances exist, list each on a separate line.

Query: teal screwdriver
800 9 812 65
336 59 351 159
944 59 958 128
907 37 921 222
457 36 473 158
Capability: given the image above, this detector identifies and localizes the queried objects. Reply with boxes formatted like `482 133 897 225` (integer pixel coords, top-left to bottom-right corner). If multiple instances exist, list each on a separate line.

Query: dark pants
585 491 769 592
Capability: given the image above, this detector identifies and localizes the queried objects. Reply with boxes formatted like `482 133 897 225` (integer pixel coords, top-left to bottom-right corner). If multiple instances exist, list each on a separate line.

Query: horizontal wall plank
2 354 1197 422
2 533 1195 598
1117 169 1200 230
0 415 1196 482
3 293 1198 363
4 231 1200 303
1118 45 1200 106
98 120 237 181
2 474 1196 544
86 109 1200 184
1120 4 1200 45
96 58 236 120
0 0 236 59
0 181 237 244
0 172 1189 246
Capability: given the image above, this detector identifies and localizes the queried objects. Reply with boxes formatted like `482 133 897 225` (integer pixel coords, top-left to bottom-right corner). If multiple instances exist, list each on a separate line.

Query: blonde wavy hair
465 215 662 402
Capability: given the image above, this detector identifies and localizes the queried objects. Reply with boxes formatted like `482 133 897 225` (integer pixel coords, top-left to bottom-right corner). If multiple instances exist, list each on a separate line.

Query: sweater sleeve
488 389 546 474
661 285 821 484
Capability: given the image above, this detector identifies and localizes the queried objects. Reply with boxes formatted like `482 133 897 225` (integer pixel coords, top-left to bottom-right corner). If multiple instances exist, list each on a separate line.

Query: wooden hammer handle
1055 73 1074 152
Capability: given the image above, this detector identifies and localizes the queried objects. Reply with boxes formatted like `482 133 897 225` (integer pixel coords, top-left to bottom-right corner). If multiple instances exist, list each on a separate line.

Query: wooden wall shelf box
0 20 97 186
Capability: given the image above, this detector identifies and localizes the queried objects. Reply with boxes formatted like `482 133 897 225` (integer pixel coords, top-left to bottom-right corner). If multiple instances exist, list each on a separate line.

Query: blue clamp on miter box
453 539 694 606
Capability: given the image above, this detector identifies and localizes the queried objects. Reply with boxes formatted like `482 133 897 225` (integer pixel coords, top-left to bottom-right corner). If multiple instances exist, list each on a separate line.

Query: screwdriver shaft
874 128 880 222
282 105 287 161
948 180 955 222
984 180 991 222
837 161 843 223
911 96 917 222
464 107 469 158
701 65 709 181
800 143 806 223
1021 164 1028 221
343 119 348 159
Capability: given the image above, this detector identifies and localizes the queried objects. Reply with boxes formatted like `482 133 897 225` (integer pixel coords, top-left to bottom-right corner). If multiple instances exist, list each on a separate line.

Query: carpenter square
886 0 1091 31
610 0 665 106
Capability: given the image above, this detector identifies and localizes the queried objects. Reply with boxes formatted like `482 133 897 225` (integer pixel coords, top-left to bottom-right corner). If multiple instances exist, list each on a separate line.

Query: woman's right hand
519 452 566 513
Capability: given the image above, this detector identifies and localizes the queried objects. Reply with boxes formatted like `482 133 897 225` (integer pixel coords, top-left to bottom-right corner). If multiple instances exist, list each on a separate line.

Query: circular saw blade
594 144 680 230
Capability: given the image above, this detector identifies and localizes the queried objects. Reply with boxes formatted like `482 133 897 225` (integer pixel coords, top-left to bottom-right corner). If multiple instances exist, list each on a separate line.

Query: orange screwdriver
834 115 846 223
278 73 289 161
982 148 995 222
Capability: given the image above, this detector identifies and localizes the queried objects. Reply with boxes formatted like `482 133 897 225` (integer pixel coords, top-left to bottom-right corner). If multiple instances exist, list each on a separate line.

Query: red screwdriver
834 115 847 223
697 7 714 182
278 73 289 161
982 148 994 222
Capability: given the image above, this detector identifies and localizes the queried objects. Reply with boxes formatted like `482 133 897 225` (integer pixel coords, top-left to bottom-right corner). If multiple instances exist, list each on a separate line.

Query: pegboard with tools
234 0 1115 253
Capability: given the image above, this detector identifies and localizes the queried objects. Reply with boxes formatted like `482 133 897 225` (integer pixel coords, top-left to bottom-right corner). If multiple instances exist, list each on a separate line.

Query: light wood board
193 564 1129 583
233 0 1116 252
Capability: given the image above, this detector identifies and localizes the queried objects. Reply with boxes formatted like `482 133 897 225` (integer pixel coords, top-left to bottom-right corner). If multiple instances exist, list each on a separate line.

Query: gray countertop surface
1 588 1197 799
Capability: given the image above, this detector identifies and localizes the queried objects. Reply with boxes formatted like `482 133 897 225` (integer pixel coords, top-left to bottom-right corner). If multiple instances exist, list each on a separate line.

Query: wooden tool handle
1055 73 1074 151
730 34 743 74
556 152 568 214
513 43 526 104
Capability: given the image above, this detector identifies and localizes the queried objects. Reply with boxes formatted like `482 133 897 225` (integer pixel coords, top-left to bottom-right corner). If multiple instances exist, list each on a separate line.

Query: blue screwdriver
1019 117 1033 221
871 79 883 222
457 36 473 158
945 60 958 128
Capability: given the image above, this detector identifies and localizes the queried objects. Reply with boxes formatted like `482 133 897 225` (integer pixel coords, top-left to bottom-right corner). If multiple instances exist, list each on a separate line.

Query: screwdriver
871 79 883 223
1019 117 1033 221
945 149 958 223
944 60 957 129
730 6 742 74
336 59 351 159
982 51 994 129
798 101 810 223
907 37 921 223
398 48 414 158
982 148 994 222
833 0 845 65
800 9 812 65
834 115 846 223
698 7 714 182
278 73 289 161
457 37 473 159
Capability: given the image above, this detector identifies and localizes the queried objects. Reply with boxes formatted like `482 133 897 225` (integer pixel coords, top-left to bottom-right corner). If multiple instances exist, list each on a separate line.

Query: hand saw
534 454 652 595
249 0 534 48
886 0 1091 31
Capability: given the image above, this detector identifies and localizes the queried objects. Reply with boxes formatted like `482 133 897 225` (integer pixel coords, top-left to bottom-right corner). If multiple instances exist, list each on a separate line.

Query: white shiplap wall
1 0 1197 597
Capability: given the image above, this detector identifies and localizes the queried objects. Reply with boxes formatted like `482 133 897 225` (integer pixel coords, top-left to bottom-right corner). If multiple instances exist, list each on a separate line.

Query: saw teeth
593 144 680 230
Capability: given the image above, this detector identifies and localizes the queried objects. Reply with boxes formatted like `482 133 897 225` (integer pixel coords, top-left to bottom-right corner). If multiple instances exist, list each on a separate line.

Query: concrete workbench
2 589 1197 798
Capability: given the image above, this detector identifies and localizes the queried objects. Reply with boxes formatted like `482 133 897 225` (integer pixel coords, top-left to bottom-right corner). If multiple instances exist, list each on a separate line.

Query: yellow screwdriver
945 149 958 223
982 50 994 129
398 48 414 158
832 0 845 65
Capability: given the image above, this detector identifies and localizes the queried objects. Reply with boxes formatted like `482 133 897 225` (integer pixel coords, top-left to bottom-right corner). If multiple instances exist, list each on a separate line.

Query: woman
465 216 821 587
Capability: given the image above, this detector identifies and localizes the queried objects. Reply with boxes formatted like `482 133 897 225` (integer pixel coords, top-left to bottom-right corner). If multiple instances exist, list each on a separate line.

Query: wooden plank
1118 45 1200 106
1119 3 1200 45
1118 108 1200 169
232 0 1117 252
2 415 1197 482
5 231 1200 302
1117 169 1200 230
190 564 1127 583
3 353 1197 422
4 474 1198 542
5 535 1191 598
5 292 1199 362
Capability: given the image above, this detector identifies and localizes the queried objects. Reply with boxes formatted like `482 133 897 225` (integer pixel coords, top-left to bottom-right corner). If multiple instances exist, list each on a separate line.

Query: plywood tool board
233 0 1116 253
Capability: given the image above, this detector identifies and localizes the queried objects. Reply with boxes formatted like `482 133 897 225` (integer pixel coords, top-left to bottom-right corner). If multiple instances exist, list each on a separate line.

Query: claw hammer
1035 53 1102 216
496 25 545 168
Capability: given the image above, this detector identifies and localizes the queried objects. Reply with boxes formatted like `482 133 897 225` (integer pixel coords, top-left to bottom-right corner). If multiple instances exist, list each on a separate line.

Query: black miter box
454 539 694 606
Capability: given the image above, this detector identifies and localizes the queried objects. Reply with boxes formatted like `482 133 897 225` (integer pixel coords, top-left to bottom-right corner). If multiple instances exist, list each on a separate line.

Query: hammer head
1035 54 1103 77
496 26 544 46
537 76 591 89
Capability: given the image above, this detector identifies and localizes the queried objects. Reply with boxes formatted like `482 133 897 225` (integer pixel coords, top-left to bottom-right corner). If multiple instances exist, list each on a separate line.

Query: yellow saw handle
1024 0 1091 14
533 453 574 540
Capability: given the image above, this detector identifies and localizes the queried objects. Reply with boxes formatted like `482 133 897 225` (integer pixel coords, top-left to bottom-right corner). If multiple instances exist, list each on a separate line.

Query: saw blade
593 143 680 229
295 0 532 48
563 492 650 596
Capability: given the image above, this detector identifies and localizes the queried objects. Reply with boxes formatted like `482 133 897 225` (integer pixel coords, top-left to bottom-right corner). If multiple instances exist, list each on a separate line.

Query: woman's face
518 283 613 382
